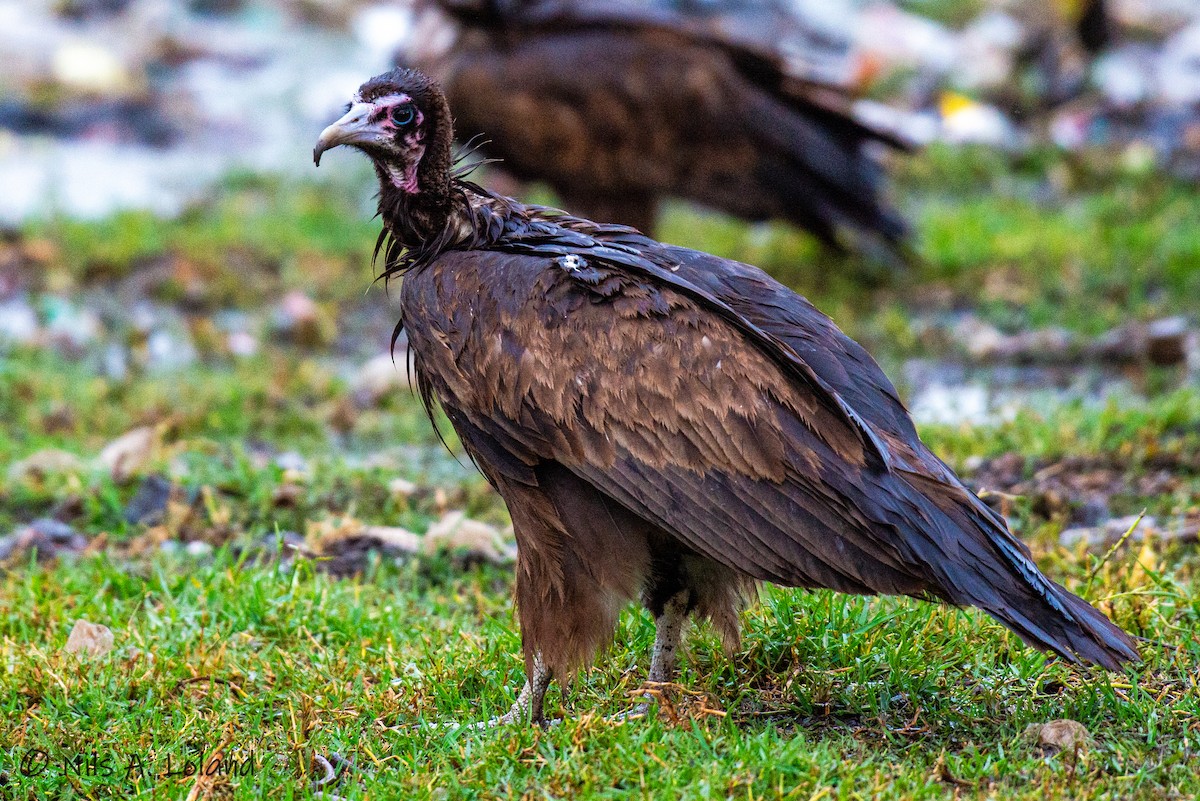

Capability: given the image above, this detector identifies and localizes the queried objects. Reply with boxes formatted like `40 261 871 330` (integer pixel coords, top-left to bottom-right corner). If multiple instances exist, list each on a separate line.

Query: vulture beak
313 102 380 166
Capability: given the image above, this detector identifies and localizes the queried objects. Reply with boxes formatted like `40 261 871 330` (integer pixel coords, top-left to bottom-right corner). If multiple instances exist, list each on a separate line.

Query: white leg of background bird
618 589 690 721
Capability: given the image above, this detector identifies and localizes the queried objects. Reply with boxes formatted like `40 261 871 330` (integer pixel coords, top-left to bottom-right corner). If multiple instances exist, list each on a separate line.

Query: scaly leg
648 590 689 684
622 589 690 719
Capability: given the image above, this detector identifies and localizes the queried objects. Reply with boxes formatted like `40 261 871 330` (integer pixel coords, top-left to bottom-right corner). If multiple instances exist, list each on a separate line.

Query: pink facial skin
394 128 425 193
355 92 427 193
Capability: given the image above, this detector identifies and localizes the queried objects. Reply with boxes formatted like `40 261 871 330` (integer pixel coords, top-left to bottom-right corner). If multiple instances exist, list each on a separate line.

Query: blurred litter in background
0 0 407 220
2 0 1200 223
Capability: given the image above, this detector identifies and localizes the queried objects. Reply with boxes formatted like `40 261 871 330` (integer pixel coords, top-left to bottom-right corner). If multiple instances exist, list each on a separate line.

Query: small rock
1092 322 1148 362
351 352 412 407
316 535 413 577
1000 328 1079 363
123 474 174 525
960 319 1081 364
0 518 89 562
1023 719 1091 753
1061 514 1155 550
305 517 422 577
99 425 159 483
272 482 305 508
40 403 77 434
8 448 84 483
361 525 421 553
388 477 418 501
1074 496 1112 528
1146 317 1191 366
1094 317 1192 365
423 511 515 565
64 619 114 658
27 518 81 544
185 541 213 557
1061 515 1198 551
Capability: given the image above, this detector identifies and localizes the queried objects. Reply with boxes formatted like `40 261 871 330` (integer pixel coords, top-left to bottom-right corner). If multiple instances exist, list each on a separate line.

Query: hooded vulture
313 69 1137 725
400 0 909 252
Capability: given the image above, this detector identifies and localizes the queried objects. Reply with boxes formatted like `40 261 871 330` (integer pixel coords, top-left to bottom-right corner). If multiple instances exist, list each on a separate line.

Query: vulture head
313 70 455 192
315 68 457 243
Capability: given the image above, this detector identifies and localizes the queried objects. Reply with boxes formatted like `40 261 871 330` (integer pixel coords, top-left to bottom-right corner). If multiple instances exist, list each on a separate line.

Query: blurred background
3 5 1200 794
2 0 1199 567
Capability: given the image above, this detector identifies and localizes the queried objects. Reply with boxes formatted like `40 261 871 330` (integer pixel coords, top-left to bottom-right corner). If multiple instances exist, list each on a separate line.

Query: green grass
0 519 1197 799
2 347 1198 799
2 148 1200 798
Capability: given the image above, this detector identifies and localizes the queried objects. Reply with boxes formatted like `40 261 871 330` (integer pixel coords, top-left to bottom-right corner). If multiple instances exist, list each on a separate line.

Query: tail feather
897 470 1139 670
739 83 909 251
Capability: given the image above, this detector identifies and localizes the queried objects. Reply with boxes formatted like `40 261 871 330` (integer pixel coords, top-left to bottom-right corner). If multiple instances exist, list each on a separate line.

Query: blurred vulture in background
1001 0 1113 115
1074 0 1112 56
400 0 911 253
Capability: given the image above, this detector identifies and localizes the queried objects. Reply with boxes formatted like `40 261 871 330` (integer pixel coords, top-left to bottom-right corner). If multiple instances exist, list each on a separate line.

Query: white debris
64 619 115 658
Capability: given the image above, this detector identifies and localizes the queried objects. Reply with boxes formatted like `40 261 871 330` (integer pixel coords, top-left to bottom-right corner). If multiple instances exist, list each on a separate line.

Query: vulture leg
648 589 690 685
525 656 552 726
621 589 690 720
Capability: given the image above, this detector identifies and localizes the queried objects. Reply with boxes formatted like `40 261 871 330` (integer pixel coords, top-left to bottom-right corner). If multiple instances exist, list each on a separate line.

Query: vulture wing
401 224 1137 670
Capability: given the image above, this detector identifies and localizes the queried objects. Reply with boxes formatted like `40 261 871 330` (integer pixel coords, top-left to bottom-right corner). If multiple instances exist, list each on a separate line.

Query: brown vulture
313 69 1137 725
400 0 909 252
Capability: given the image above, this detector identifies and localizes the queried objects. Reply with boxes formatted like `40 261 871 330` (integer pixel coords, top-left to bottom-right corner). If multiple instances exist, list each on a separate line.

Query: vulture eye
391 104 416 127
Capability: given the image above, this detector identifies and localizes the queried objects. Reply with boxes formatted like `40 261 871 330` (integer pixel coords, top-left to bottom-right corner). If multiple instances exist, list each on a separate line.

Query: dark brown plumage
401 0 909 251
1076 0 1112 56
314 68 1137 725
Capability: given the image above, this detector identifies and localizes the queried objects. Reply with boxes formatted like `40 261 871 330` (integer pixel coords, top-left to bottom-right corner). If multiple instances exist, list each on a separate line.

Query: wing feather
401 239 1137 668
403 247 917 590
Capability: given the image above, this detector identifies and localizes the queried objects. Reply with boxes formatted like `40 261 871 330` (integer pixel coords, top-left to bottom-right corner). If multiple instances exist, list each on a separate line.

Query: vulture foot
477 669 556 728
